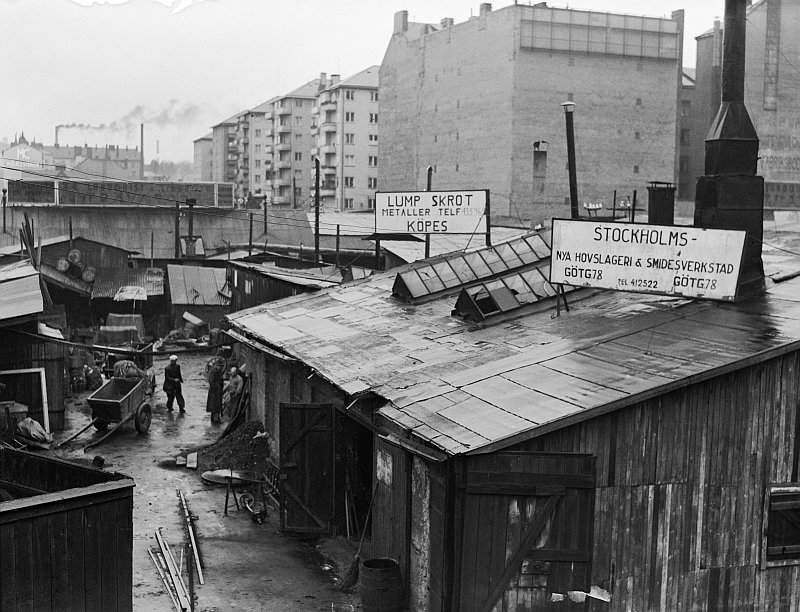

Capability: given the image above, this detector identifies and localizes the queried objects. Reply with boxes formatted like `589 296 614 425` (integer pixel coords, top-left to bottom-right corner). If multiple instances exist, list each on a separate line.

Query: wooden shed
0 449 135 611
226 229 800 610
166 264 230 330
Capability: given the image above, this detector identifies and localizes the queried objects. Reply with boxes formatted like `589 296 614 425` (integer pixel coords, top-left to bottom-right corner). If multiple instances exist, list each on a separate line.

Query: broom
337 482 379 591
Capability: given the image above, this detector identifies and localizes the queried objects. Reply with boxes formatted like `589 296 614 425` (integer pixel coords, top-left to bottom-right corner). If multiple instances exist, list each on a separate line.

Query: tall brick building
379 3 684 224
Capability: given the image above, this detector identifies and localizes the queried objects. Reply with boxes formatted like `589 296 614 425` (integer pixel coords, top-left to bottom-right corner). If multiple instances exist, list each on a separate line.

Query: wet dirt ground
51 352 360 612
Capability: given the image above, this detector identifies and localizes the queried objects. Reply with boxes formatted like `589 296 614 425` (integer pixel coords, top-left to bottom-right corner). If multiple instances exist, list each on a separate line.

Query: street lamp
561 101 579 219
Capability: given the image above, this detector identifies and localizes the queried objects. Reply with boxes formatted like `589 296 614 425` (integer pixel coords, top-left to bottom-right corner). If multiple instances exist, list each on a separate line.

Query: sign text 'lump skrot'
549 219 746 301
375 190 488 234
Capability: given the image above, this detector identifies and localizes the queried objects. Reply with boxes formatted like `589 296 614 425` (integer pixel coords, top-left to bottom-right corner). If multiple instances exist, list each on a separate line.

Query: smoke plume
57 100 204 136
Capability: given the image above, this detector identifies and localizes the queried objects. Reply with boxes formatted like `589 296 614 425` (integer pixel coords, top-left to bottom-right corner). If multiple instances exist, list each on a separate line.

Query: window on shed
765 486 800 564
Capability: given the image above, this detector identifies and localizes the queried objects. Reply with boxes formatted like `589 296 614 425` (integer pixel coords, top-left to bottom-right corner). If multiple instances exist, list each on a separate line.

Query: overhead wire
0 163 380 235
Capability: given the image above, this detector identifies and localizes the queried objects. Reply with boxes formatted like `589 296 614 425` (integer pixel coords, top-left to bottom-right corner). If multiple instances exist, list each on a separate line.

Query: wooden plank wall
0 321 67 431
371 438 410 592
0 450 117 492
513 350 800 611
0 487 133 611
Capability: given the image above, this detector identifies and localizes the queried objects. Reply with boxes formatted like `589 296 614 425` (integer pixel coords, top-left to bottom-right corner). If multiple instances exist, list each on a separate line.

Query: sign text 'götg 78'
549 219 746 301
375 190 488 234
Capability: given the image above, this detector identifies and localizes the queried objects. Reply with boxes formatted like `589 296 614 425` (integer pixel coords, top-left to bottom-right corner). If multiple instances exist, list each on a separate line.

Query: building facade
677 70 696 199
379 3 684 224
193 133 213 181
311 67 380 211
265 80 320 208
211 114 239 186
691 0 800 209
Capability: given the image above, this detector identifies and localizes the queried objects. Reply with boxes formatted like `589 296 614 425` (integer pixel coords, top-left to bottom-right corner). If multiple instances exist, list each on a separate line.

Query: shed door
279 403 335 534
458 452 595 612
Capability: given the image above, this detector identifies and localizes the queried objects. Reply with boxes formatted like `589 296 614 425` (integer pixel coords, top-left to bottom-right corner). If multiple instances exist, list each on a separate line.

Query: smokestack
140 123 144 179
394 10 408 34
694 0 763 291
54 126 59 147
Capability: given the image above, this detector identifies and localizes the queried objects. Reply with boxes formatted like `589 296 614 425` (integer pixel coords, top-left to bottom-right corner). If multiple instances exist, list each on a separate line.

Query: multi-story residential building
691 0 800 210
193 133 213 181
232 98 278 206
266 79 321 208
379 3 684 224
211 113 240 186
310 67 380 211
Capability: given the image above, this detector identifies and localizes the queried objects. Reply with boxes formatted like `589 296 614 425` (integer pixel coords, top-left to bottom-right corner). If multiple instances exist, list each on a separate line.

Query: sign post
549 219 746 301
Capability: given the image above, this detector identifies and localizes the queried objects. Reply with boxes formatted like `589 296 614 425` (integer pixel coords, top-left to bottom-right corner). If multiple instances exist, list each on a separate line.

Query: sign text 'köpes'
549 219 746 301
375 190 488 234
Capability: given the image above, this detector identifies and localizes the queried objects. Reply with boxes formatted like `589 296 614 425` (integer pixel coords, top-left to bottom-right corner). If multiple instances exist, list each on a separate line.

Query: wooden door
279 402 335 534
457 452 595 612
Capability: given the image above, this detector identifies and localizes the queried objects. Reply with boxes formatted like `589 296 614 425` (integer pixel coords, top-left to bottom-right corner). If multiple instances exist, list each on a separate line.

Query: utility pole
425 166 433 259
1 188 6 234
562 102 579 219
314 157 320 266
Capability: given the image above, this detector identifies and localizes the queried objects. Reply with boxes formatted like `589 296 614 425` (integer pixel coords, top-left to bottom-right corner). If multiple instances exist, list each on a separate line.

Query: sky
1 0 726 162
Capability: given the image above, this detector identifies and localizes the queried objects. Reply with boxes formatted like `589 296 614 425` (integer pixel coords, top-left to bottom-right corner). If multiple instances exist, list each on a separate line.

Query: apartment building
310 67 380 211
233 98 277 205
379 3 684 224
193 133 213 181
266 80 321 208
211 113 240 185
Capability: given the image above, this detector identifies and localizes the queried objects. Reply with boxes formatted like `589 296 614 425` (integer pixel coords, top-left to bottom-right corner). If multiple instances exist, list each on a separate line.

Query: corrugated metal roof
306 211 529 263
92 267 165 299
227 234 800 457
167 265 229 306
0 261 42 321
231 261 342 289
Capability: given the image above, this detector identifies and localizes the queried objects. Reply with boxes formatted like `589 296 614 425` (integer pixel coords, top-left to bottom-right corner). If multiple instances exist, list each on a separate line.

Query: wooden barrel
56 257 69 273
67 262 85 279
81 265 96 283
359 558 403 612
67 249 82 264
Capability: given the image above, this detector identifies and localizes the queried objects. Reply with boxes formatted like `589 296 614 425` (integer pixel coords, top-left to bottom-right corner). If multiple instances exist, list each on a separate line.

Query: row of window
343 197 376 209
344 90 379 102
342 155 378 167
344 133 379 144
342 177 378 189
343 112 378 123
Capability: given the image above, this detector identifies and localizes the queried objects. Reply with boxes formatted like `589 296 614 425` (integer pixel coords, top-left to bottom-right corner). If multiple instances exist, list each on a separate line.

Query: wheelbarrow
56 377 152 452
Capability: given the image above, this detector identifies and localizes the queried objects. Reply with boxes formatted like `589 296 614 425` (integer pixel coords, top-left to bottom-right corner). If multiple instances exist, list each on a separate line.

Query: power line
1 164 379 235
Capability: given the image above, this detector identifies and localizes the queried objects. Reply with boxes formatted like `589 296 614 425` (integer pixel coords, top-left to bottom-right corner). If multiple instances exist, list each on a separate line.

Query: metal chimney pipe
722 0 747 103
140 124 145 179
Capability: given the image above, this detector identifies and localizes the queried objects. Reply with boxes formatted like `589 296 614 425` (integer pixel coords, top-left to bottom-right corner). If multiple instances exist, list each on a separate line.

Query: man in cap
163 355 185 413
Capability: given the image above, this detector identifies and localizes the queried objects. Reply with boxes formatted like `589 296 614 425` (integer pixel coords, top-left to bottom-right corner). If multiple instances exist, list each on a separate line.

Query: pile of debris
196 421 272 475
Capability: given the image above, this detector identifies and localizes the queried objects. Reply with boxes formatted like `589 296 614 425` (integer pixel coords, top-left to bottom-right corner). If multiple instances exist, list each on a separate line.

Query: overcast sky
2 0 726 162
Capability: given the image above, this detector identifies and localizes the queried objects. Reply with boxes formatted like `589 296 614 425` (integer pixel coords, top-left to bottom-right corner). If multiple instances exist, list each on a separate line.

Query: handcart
57 377 152 452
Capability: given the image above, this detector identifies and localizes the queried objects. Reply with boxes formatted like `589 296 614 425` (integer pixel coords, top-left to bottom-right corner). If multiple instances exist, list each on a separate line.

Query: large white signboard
549 219 746 301
375 190 488 234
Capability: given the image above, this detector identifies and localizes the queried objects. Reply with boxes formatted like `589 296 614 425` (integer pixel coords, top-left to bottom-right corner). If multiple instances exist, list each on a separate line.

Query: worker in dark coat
206 357 225 424
163 355 185 413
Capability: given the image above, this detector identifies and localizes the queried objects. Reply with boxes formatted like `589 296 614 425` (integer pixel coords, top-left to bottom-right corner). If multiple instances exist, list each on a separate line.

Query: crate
0 401 28 428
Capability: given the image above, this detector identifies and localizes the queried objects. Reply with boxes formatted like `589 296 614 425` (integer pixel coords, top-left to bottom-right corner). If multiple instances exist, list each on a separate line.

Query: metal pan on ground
201 469 263 486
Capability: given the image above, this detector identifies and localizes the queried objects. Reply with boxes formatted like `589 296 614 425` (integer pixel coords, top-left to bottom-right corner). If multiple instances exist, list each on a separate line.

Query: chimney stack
694 0 763 291
479 3 492 16
441 17 454 28
394 10 408 34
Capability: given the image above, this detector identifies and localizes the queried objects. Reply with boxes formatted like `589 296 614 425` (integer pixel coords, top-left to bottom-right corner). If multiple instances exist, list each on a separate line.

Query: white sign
375 190 488 234
549 219 746 301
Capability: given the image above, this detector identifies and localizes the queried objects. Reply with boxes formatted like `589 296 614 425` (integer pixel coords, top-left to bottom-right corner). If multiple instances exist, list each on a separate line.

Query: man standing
206 357 225 424
163 355 185 413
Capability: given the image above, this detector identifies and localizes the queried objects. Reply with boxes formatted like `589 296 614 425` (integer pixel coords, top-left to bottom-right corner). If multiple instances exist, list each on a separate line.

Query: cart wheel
93 418 109 431
135 403 152 434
